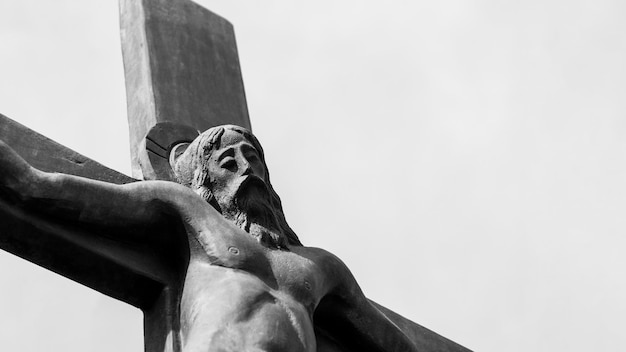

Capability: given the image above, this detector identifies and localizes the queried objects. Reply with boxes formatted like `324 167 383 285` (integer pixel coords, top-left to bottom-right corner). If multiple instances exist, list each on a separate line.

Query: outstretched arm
0 139 204 242
315 252 420 352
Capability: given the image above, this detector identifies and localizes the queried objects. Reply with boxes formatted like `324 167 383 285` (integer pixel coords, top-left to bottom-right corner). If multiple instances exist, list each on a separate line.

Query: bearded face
173 125 302 248
205 130 267 211
203 129 286 247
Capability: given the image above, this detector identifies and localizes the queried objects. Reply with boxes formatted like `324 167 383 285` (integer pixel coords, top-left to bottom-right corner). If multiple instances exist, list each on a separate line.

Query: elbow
0 168 39 207
16 168 54 205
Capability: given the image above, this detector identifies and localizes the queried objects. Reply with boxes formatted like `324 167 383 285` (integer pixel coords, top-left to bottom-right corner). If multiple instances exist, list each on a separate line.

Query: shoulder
293 246 358 295
122 179 201 202
294 246 346 269
125 179 191 193
120 180 220 221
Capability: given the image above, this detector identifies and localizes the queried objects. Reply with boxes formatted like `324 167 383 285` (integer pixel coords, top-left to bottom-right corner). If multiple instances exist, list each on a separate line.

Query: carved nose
241 161 253 176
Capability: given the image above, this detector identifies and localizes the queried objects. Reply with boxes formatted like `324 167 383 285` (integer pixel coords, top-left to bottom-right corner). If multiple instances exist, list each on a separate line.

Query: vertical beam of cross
118 1 254 351
119 0 251 180
0 1 472 352
117 1 472 352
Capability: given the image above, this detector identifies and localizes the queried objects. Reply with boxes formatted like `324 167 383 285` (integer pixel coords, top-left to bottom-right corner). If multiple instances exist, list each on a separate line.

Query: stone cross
0 1 470 351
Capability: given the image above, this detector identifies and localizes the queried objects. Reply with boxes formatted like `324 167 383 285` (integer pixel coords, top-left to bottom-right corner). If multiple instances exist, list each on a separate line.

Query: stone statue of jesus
0 125 418 352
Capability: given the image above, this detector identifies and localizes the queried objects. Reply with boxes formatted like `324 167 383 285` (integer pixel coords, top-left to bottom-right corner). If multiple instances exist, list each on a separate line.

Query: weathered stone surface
0 117 471 352
0 0 473 350
372 302 471 352
120 0 251 179
0 115 133 184
139 122 200 181
0 113 181 352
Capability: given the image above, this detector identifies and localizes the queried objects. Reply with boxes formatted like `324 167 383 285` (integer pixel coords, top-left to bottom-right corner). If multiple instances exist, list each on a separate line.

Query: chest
268 250 325 310
188 228 328 310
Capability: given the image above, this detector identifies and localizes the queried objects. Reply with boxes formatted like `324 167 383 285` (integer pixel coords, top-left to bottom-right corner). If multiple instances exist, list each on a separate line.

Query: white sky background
0 1 625 351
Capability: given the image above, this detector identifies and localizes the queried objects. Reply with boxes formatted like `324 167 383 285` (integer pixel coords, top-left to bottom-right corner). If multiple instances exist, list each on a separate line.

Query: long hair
173 125 302 246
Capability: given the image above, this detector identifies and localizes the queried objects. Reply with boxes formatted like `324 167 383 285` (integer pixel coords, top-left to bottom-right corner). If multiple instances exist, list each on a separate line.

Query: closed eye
245 153 260 163
241 145 261 163
220 158 237 170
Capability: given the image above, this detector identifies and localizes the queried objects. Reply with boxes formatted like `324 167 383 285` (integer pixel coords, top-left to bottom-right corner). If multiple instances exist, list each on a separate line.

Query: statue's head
173 125 301 247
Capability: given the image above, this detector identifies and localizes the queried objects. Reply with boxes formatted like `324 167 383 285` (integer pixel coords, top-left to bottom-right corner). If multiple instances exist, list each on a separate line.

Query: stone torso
178 217 335 352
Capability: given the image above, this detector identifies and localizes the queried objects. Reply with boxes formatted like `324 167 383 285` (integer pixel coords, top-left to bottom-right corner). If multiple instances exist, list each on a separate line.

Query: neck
246 221 289 249
224 205 290 249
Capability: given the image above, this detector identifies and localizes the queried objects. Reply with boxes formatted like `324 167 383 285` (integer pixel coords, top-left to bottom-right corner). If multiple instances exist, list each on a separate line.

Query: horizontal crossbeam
0 114 471 352
0 113 179 352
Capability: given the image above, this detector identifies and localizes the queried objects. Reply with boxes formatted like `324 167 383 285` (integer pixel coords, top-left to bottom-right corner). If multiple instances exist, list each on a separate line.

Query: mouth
235 175 268 199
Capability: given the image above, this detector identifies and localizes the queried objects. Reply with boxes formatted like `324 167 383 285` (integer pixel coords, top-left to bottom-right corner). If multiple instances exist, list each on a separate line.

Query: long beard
228 210 287 249
221 177 289 249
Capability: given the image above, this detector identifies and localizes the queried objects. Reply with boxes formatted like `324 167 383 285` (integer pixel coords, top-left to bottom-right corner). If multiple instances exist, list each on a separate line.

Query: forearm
26 171 159 226
0 139 174 237
0 139 40 203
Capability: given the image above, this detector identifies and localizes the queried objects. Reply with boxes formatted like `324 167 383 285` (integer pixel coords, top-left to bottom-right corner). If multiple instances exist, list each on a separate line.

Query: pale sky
1 1 626 351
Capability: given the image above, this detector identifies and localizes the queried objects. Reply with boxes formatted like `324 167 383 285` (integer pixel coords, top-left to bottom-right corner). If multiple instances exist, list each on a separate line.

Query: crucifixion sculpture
0 1 471 351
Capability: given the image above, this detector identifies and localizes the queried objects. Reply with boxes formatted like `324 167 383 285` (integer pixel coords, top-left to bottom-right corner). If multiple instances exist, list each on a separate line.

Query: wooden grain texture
120 0 251 179
0 115 134 184
373 301 472 352
0 113 179 352
0 114 172 304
